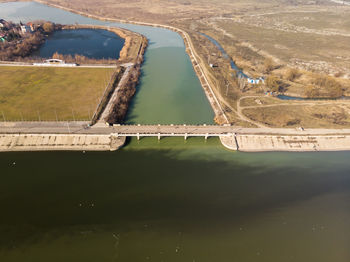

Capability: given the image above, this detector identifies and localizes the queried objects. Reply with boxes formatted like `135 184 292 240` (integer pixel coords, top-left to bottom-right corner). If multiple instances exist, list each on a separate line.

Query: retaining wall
221 134 350 152
0 134 125 152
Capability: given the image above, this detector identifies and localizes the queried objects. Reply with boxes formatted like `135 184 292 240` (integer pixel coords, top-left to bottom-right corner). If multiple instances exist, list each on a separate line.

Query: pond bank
61 24 146 64
277 93 350 101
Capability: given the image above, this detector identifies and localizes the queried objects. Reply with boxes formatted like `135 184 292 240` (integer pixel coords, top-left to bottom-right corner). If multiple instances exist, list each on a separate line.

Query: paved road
99 65 133 122
0 62 134 68
2 122 350 136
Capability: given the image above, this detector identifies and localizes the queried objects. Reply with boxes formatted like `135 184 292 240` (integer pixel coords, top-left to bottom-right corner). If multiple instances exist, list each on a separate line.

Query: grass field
0 66 116 121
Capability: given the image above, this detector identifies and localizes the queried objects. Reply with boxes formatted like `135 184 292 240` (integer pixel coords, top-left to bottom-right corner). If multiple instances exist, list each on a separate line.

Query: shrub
285 68 300 81
311 74 343 98
304 85 320 98
265 75 280 92
43 22 54 33
263 58 275 74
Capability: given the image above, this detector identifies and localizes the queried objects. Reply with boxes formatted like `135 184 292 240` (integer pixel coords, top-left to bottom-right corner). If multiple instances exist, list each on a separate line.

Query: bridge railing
112 132 233 140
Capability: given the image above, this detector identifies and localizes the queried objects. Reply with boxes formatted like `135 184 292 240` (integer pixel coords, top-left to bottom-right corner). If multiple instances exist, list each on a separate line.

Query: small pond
277 94 350 101
31 28 125 59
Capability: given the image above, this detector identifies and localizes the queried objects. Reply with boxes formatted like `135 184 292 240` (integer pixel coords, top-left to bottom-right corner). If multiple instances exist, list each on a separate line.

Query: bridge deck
111 124 232 137
1 122 350 137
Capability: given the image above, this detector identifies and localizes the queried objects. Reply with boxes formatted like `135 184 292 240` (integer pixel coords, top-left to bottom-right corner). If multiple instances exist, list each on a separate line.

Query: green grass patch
0 66 116 121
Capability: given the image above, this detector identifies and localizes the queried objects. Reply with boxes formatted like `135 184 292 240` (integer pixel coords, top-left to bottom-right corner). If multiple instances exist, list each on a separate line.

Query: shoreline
61 24 142 64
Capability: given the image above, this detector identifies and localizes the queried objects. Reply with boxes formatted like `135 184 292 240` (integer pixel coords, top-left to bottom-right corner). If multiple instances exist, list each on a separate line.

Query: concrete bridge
2 122 350 136
110 124 234 140
0 122 235 137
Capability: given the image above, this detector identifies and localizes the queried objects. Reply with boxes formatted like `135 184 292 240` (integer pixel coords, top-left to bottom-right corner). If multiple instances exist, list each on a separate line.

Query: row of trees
305 75 343 98
0 32 45 60
106 66 139 123
0 21 59 61
259 58 343 98
52 52 118 64
106 38 148 124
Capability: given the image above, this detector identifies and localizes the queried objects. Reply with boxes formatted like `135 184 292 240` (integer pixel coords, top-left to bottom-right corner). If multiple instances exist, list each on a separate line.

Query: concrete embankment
0 134 125 152
221 134 350 152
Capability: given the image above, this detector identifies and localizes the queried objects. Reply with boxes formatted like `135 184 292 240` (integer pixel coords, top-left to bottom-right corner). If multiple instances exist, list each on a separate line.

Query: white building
0 19 5 28
247 77 265 85
20 25 32 34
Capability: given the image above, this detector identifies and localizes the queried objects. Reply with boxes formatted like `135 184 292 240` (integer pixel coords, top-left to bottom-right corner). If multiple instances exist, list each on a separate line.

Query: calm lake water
31 28 125 60
0 2 350 262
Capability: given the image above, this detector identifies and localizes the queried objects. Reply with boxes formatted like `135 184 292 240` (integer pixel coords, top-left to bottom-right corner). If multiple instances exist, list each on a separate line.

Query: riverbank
0 133 125 152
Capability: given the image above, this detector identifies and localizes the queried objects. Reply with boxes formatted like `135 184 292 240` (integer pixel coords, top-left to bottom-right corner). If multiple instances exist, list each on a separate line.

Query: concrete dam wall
220 134 350 152
0 134 125 152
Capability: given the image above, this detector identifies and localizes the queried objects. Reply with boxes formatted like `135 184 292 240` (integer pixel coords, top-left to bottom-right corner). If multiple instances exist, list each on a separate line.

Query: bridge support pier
205 133 209 140
158 133 161 141
137 133 140 140
184 133 188 140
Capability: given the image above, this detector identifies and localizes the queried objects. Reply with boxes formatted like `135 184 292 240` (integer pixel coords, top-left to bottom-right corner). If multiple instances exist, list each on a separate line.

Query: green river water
0 2 349 262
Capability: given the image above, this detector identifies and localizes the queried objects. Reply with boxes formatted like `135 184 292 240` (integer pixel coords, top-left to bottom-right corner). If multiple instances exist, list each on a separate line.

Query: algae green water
0 2 350 262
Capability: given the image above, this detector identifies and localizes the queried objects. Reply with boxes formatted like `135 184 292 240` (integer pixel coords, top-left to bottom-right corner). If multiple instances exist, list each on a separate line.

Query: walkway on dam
2 122 350 137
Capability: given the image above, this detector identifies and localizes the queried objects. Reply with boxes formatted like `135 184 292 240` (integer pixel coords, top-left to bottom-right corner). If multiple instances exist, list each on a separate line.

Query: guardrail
112 132 233 140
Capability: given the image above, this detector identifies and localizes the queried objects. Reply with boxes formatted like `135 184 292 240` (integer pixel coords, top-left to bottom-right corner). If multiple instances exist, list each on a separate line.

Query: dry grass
240 96 288 107
243 103 350 128
212 10 350 77
37 0 283 23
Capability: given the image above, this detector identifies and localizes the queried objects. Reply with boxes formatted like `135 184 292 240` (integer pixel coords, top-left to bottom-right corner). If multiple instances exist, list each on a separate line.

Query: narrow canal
0 2 350 262
200 32 248 78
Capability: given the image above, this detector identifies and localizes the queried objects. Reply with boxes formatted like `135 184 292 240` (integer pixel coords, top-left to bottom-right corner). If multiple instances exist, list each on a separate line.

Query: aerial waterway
1 2 350 262
200 32 248 78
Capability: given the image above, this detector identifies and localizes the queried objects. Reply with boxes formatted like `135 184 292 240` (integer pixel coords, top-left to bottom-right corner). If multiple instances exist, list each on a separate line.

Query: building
247 77 265 85
27 22 35 32
0 19 5 28
20 25 31 34
0 32 6 42
33 59 78 67
45 59 64 64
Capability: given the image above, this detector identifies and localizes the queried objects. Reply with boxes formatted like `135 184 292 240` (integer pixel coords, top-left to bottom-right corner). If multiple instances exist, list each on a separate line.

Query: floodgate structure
3 121 350 152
